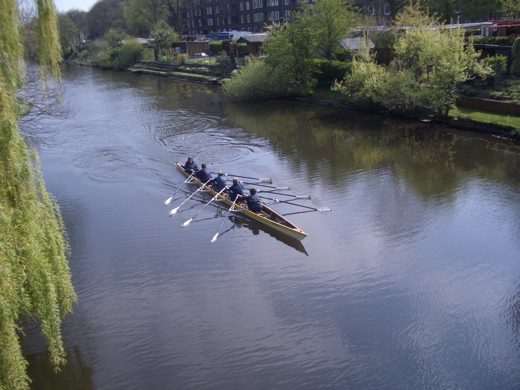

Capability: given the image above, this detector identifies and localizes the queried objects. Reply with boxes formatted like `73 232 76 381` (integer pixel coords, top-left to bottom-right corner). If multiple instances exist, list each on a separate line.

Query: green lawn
450 107 520 131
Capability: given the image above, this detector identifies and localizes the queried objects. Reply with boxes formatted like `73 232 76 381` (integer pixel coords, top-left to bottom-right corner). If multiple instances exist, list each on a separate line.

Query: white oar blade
181 218 193 227
164 197 172 206
169 207 179 216
295 195 312 199
260 178 273 183
276 186 291 190
210 233 219 243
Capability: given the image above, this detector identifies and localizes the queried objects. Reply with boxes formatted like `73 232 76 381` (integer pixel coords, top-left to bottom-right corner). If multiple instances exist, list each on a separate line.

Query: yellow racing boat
176 162 308 241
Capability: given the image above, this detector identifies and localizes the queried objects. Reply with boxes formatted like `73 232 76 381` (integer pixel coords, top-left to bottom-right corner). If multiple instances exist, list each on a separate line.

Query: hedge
313 59 352 87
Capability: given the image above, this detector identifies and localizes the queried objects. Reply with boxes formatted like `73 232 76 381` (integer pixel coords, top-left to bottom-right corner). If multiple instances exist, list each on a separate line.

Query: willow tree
0 0 77 388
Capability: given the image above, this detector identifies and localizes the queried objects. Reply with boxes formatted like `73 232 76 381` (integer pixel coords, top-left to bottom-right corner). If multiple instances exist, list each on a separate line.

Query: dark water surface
23 65 520 389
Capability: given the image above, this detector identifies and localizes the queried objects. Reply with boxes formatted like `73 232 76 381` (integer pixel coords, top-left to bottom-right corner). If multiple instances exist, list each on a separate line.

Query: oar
258 190 311 199
213 172 272 184
260 195 312 203
181 187 228 227
164 173 193 205
236 180 290 191
211 197 238 243
169 179 212 216
281 200 332 212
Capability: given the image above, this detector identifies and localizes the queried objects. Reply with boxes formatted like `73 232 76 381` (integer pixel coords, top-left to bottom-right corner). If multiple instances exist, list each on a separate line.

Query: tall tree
149 19 178 61
124 0 165 36
161 0 186 33
305 0 358 61
87 0 126 39
0 0 77 389
500 0 520 19
264 16 319 95
66 9 89 40
58 13 80 57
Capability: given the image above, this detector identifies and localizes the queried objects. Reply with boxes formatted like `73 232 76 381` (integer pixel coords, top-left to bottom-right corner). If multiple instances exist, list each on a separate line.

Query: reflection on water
25 65 520 390
26 348 94 390
225 214 309 255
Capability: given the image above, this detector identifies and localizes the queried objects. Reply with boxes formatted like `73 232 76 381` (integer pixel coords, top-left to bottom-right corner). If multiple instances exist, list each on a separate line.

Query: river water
22 65 520 389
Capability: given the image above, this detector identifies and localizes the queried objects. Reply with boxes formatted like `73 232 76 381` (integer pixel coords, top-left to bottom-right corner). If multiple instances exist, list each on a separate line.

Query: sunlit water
23 65 520 389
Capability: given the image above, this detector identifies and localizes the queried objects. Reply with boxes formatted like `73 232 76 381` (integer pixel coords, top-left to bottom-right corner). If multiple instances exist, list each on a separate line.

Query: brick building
182 0 393 37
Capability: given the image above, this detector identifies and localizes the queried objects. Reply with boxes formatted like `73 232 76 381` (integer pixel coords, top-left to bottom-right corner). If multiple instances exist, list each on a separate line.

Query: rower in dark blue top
184 156 198 173
196 163 212 183
241 188 263 213
212 171 227 192
228 177 244 202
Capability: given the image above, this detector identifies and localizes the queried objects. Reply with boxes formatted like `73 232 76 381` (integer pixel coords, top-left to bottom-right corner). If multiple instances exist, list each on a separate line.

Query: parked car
193 53 208 57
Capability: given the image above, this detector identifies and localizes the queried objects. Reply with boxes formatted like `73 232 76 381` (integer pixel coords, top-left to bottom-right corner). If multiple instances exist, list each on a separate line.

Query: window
384 4 390 15
206 6 212 14
247 14 250 22
268 11 279 20
240 2 243 10
246 1 250 10
285 0 289 4
241 15 244 23
228 16 232 24
284 10 291 19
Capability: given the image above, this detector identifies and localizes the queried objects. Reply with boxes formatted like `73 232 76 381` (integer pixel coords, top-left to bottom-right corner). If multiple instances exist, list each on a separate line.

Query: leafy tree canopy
335 4 492 118
1 0 77 389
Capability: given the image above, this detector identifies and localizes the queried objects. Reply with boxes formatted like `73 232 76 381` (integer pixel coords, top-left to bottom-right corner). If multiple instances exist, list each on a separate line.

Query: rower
212 171 227 192
184 156 198 173
240 188 263 213
196 163 212 182
228 177 245 202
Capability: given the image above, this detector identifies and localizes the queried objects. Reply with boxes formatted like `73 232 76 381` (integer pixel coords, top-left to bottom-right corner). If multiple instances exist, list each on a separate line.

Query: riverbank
307 88 520 141
67 60 520 141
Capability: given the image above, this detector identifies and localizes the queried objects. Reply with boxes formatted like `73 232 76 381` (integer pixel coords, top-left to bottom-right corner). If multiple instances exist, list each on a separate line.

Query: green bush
482 55 508 85
118 40 144 69
222 58 290 101
209 41 223 55
472 36 515 46
313 59 352 87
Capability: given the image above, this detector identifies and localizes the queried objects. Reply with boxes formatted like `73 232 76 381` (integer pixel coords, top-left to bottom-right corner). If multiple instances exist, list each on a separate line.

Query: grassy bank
449 107 520 132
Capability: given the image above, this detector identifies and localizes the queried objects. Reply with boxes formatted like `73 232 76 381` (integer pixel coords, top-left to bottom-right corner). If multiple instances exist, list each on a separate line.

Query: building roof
238 33 269 43
338 36 374 50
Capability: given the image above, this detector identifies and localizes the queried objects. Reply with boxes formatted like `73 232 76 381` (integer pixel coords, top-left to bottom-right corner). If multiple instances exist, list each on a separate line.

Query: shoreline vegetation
63 6 520 141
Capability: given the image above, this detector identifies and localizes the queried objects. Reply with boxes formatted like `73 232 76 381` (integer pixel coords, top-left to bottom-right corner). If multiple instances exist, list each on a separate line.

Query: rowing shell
176 163 308 240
